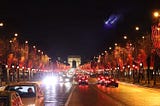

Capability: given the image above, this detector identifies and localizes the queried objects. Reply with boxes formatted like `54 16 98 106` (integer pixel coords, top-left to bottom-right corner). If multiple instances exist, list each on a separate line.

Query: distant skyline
0 0 160 62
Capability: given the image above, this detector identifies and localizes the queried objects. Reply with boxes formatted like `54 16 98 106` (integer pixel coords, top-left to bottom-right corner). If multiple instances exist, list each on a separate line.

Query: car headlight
59 77 64 82
65 78 70 82
42 76 58 86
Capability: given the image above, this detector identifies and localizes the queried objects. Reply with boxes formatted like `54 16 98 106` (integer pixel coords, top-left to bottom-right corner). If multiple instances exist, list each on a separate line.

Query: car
4 82 44 106
97 75 106 85
78 75 88 85
59 76 72 83
105 77 119 87
0 91 23 106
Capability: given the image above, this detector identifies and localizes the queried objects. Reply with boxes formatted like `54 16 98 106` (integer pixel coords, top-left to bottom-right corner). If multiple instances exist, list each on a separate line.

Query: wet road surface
43 82 73 106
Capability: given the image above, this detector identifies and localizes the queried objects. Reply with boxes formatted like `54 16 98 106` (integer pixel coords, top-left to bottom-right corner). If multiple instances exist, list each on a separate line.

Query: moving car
4 82 44 106
0 91 23 106
105 77 119 87
78 75 88 85
59 76 72 83
97 75 106 85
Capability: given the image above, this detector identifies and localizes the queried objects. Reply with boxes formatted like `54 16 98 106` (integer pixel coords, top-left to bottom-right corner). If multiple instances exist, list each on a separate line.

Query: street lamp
14 33 18 37
115 43 118 46
0 22 3 27
153 11 160 24
123 36 127 40
25 41 28 44
135 26 140 31
33 45 36 48
153 11 160 18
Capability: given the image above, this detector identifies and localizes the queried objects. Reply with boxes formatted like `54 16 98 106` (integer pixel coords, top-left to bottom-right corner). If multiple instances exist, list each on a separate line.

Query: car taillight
85 79 88 82
106 80 110 83
98 78 100 80
79 80 81 82
111 79 114 81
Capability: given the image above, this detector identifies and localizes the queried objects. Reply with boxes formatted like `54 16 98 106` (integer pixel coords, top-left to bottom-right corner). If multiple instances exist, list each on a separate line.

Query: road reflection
43 82 72 106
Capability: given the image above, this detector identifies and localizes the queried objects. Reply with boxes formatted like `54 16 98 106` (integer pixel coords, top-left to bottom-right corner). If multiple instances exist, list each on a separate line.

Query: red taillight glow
79 80 81 82
106 80 110 83
85 80 88 82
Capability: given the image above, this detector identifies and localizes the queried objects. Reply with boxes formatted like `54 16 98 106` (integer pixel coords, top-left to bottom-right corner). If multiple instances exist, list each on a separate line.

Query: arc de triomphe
67 55 81 68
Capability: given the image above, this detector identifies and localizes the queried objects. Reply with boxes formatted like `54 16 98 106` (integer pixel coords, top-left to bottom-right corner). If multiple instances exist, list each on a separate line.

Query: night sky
0 0 160 62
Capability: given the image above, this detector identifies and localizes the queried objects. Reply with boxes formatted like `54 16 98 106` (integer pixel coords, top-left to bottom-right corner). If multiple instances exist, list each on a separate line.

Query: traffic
0 68 119 106
1 68 160 106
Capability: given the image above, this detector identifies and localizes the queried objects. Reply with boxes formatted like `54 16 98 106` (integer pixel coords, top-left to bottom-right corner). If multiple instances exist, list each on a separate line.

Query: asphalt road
67 78 160 106
43 82 73 106
40 77 160 106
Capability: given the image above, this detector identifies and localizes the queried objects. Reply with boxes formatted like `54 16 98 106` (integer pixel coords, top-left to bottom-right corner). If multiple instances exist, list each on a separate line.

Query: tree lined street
0 1 160 106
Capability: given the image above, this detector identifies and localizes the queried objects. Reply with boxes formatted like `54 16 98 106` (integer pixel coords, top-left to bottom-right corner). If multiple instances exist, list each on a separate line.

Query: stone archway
68 55 81 68
72 60 76 68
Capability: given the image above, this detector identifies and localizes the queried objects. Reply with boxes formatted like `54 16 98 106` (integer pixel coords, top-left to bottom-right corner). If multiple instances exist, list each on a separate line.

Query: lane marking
65 85 76 106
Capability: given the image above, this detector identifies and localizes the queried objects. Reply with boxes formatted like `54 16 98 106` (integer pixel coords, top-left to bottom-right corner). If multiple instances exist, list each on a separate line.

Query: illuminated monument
67 55 81 68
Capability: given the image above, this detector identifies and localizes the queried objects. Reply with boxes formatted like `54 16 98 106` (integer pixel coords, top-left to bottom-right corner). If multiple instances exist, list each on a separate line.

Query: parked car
4 82 44 106
0 91 23 106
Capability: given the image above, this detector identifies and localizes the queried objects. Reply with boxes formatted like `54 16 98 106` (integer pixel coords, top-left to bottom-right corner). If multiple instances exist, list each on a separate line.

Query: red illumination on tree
152 24 160 48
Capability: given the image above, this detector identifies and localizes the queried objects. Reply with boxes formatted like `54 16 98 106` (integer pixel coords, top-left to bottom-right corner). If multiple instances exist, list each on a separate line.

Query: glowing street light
135 26 140 31
0 22 3 27
123 35 127 39
114 43 118 46
33 45 36 48
5 65 8 68
101 53 104 56
153 11 160 18
9 40 12 43
14 33 18 37
25 40 28 44
140 62 143 67
153 11 160 24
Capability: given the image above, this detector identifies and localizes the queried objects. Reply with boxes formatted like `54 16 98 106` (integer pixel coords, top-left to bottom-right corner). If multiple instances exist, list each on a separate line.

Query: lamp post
22 66 25 81
17 66 19 82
